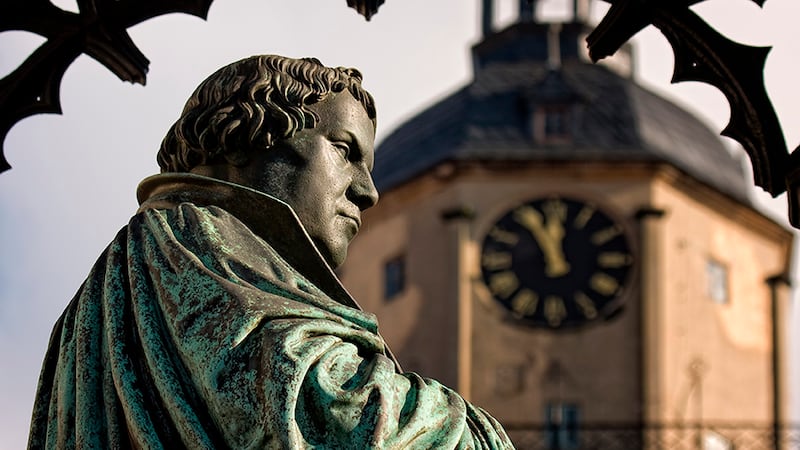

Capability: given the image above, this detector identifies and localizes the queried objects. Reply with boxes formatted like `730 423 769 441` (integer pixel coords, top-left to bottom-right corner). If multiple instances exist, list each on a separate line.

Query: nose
348 166 379 210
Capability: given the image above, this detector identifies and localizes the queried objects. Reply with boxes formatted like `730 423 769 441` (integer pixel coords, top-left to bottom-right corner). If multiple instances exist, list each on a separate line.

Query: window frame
706 258 730 305
383 254 406 301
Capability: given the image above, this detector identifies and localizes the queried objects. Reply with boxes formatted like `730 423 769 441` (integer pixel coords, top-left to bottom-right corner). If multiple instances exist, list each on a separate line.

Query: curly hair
157 55 377 172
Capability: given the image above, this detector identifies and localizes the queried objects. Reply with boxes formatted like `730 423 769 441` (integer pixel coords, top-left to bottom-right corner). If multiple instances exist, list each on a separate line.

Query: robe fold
28 173 513 449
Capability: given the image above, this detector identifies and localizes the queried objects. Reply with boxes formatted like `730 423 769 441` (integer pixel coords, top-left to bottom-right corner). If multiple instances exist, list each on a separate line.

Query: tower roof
372 20 751 204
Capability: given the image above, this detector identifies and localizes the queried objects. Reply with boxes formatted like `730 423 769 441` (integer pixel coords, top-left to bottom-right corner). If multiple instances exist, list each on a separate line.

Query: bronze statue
28 55 513 449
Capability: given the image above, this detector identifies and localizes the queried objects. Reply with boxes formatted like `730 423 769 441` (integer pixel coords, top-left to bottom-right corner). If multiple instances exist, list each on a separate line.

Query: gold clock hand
513 206 571 277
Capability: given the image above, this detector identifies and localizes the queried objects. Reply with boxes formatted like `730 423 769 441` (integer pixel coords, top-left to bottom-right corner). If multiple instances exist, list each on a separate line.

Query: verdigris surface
29 55 513 449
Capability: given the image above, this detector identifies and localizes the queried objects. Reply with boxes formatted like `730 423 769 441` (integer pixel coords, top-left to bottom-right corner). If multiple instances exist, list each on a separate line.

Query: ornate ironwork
5 0 797 227
587 0 800 229
505 422 800 449
346 0 385 20
0 0 384 174
588 0 788 198
0 0 214 173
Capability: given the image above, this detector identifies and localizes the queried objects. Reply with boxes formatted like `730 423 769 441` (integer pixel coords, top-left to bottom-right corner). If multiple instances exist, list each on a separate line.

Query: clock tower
340 1 793 447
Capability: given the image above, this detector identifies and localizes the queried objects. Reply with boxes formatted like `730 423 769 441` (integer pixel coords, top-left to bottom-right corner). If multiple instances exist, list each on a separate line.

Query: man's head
158 55 379 268
158 55 376 172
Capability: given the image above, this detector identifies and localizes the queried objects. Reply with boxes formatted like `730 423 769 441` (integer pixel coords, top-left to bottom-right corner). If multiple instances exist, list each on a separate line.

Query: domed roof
373 22 751 204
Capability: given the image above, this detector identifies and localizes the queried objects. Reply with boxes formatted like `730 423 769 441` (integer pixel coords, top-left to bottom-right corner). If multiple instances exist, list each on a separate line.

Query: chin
329 251 347 269
316 240 348 269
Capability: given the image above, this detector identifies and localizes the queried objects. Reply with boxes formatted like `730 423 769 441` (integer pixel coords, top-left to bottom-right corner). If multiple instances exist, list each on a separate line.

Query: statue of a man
28 55 513 449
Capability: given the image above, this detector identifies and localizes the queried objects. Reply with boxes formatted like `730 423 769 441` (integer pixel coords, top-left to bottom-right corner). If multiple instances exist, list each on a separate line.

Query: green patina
29 175 513 448
29 54 512 449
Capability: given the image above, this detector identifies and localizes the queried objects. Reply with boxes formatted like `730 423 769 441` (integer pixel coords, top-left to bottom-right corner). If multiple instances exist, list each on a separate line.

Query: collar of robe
135 172 366 315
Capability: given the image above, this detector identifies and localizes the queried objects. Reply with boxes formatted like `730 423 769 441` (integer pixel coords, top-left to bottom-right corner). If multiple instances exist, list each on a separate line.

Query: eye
332 142 350 160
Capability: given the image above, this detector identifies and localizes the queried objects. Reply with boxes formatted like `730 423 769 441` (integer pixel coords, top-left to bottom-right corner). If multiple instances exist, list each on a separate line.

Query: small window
706 259 729 304
544 403 580 450
384 255 405 300
544 108 569 136
533 105 571 144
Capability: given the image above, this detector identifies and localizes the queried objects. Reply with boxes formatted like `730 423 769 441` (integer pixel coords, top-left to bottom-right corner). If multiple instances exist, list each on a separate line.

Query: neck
137 172 361 312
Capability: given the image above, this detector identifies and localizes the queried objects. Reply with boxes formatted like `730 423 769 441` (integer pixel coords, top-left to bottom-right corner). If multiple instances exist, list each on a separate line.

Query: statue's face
236 91 378 268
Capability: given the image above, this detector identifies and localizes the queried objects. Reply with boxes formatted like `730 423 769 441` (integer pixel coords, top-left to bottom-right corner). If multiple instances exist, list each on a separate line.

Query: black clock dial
480 197 634 328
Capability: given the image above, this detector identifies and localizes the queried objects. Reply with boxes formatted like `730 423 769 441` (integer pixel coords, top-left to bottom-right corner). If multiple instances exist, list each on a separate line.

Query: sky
2 0 800 448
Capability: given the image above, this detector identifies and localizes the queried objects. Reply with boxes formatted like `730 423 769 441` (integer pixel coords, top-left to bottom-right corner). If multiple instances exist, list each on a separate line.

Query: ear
265 139 307 167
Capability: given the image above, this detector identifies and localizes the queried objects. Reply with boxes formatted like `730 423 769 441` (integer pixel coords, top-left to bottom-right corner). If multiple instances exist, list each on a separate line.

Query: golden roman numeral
575 291 598 319
489 271 519 299
543 199 567 222
544 296 567 327
598 252 632 268
591 225 621 246
573 204 595 229
590 272 619 296
482 250 513 271
489 227 519 246
511 289 539 317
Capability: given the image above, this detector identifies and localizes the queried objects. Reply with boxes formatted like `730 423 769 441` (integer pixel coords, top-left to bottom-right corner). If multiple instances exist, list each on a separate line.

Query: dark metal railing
503 422 800 450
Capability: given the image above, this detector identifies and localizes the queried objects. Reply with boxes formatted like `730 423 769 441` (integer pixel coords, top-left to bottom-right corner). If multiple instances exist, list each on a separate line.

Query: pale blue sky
1 1 799 448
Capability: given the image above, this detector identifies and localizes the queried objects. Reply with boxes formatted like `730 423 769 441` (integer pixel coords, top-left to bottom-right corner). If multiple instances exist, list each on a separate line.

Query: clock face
480 196 634 328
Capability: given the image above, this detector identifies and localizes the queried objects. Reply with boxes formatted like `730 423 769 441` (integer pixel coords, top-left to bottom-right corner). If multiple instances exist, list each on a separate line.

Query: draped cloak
28 173 513 449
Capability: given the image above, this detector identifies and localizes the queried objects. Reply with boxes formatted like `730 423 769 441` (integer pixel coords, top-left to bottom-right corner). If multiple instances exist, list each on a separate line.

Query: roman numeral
543 199 567 222
544 296 567 327
573 204 595 229
489 271 519 299
575 291 598 319
488 227 519 246
590 272 619 296
511 289 539 317
597 252 632 268
591 225 621 246
482 250 512 271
